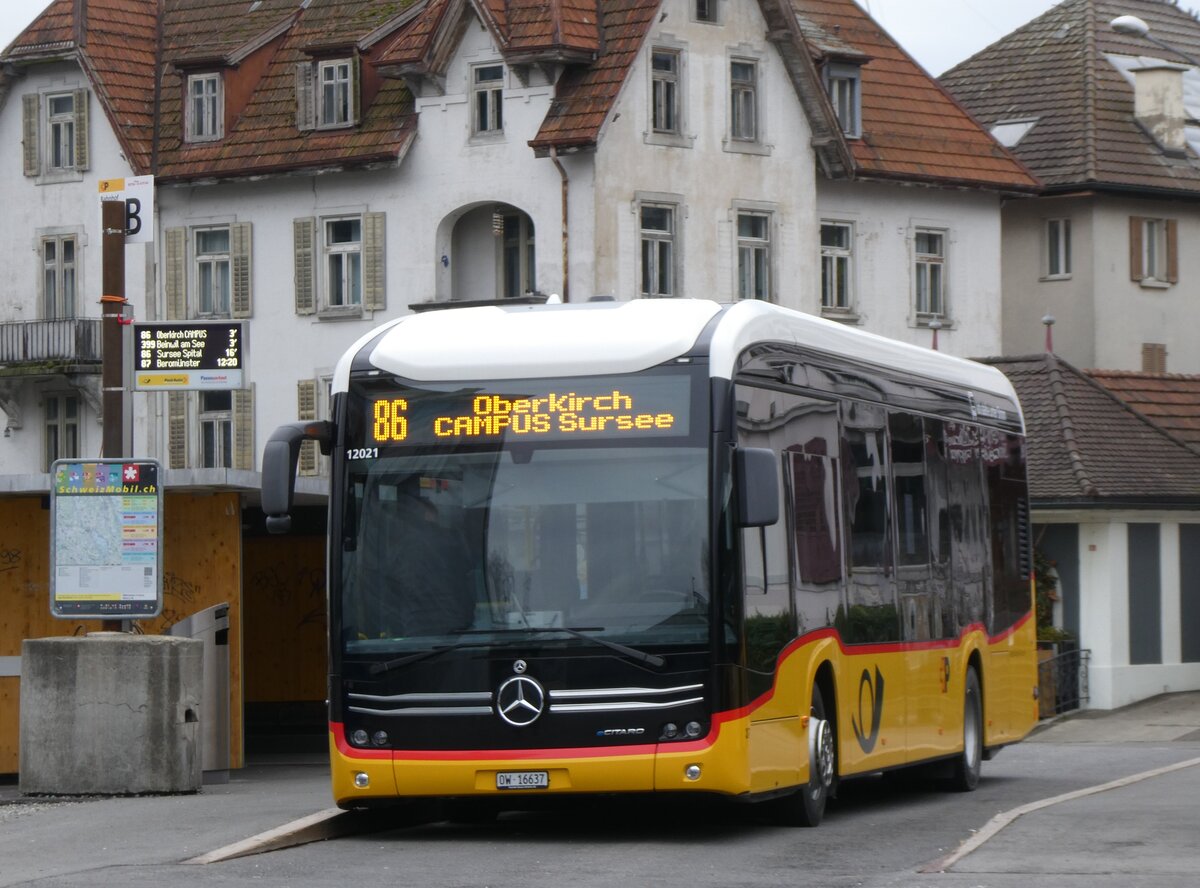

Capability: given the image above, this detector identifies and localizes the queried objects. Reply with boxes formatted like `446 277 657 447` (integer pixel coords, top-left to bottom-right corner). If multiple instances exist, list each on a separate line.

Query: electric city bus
262 298 1037 826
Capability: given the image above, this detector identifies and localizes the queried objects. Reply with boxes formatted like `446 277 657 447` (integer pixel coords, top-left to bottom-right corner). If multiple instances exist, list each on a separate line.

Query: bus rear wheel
773 684 835 827
947 668 983 792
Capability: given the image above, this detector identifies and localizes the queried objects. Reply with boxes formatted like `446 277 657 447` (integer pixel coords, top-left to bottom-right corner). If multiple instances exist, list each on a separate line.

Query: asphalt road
4 701 1200 887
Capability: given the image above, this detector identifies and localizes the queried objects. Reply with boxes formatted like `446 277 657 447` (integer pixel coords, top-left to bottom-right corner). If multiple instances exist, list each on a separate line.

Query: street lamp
1111 14 1200 66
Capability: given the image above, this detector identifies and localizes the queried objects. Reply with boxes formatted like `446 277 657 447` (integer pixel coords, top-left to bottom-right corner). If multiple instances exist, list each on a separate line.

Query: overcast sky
1 0 1196 79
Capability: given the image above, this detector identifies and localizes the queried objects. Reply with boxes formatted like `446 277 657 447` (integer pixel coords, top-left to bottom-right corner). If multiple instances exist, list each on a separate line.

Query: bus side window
984 431 1031 633
891 412 933 642
945 422 989 633
839 402 898 644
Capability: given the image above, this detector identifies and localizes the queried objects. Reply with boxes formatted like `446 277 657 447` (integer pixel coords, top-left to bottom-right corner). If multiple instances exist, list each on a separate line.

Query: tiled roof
528 0 658 151
1088 369 1200 450
155 0 418 182
984 354 1200 504
793 0 1038 191
941 0 1200 194
4 0 159 173
531 0 1037 190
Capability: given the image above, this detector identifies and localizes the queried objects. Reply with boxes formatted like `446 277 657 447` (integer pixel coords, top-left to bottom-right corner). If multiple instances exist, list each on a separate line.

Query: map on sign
50 460 163 619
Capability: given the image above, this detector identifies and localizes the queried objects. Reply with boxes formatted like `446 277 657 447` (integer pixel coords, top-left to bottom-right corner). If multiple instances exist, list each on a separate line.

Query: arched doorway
442 203 536 302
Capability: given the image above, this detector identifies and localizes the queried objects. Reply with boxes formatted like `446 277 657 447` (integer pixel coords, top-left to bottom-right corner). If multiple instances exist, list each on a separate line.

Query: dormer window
185 73 224 142
824 62 861 138
296 57 360 131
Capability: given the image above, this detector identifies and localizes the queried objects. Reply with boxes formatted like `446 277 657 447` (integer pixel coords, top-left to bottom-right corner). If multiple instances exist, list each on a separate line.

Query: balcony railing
0 318 102 366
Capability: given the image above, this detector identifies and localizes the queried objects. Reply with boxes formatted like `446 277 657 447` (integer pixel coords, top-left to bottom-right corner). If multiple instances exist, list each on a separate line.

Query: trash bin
168 603 230 783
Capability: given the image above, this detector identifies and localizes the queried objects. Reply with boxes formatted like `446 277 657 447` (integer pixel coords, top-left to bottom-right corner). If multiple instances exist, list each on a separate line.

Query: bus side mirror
262 421 334 534
735 447 779 527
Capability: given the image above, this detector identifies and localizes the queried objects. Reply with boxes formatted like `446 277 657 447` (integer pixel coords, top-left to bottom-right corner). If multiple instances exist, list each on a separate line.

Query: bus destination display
366 375 691 445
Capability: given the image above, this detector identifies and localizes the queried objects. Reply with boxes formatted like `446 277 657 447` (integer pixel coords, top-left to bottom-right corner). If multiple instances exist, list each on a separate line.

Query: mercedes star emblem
496 674 546 727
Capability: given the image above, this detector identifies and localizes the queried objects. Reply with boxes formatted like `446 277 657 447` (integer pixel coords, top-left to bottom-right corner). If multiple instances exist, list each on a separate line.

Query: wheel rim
809 717 835 791
964 693 981 771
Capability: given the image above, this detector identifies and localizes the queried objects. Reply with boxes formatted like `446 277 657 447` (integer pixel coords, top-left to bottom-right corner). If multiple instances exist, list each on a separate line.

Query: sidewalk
1029 689 1200 743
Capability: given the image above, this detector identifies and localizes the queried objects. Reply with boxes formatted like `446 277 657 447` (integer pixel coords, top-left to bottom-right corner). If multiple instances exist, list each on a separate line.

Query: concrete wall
20 634 202 794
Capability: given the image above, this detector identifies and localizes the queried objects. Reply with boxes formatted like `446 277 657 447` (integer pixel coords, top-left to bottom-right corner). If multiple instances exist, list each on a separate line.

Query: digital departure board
360 375 692 446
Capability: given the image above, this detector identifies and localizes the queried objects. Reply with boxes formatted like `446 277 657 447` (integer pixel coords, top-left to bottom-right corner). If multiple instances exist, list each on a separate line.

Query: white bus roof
334 299 1018 408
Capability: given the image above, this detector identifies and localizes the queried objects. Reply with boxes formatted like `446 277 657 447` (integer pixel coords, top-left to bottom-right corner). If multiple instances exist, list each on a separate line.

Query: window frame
820 221 854 314
317 59 354 130
913 227 947 321
730 59 757 143
735 208 772 302
46 92 77 172
44 393 81 471
41 233 78 320
471 63 505 138
322 215 364 311
198 389 234 469
693 0 719 24
824 62 862 138
193 226 233 317
1044 217 1072 280
1130 216 1178 287
185 73 224 143
637 197 681 298
646 44 694 149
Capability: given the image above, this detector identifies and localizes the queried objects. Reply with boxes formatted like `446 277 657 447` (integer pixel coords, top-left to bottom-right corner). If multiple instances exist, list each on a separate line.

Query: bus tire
773 684 835 827
948 667 983 792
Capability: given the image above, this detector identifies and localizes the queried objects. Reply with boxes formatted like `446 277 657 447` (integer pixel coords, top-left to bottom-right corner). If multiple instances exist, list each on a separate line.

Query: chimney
1132 63 1189 153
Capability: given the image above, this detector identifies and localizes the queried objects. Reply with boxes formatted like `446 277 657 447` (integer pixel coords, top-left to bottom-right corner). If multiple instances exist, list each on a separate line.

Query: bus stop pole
100 198 128 632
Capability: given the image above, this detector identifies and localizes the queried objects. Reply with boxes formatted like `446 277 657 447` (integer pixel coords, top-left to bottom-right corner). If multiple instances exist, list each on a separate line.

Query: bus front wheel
773 684 835 827
948 668 983 792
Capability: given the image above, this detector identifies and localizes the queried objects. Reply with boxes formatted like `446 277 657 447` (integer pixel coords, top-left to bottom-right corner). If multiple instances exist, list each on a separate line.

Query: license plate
495 770 549 790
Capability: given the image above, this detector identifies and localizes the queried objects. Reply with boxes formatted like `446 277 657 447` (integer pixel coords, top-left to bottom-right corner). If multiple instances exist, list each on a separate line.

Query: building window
1130 216 1177 285
1046 218 1071 278
325 217 363 308
23 89 89 178
820 222 853 311
737 211 771 300
914 228 946 318
640 203 676 297
199 390 233 468
695 0 718 22
472 64 504 136
186 74 223 142
825 63 861 137
730 60 757 142
47 93 78 170
194 227 231 316
42 235 77 319
320 60 353 128
651 50 681 135
45 394 80 469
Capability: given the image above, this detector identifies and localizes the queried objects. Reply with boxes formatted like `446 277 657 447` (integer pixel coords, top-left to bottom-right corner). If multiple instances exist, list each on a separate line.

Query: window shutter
233 385 255 471
295 62 316 132
73 88 89 170
293 217 316 315
164 227 187 319
1166 219 1179 284
22 94 39 177
297 379 318 476
1129 216 1144 281
363 211 386 310
168 391 188 469
231 222 253 317
350 54 362 126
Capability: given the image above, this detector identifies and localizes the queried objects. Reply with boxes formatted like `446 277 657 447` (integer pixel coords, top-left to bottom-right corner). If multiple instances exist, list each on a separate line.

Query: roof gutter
548 145 569 302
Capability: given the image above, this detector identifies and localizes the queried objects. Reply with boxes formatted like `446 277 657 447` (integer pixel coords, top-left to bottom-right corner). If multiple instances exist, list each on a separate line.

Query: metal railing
0 318 102 364
1038 646 1090 718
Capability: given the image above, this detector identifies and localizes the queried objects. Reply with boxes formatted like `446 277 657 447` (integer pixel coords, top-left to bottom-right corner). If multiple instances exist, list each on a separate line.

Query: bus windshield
339 374 711 657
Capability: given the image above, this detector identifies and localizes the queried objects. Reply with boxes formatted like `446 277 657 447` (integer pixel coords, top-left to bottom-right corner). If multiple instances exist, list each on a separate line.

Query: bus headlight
684 721 704 738
372 730 389 747
661 722 679 739
351 729 370 746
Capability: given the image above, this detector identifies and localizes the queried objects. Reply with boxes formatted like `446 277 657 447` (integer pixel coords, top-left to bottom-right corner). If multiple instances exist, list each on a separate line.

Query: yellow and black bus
262 298 1037 826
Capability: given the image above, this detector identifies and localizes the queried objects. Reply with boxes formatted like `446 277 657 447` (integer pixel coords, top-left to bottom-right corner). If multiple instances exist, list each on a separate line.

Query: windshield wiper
366 641 492 676
518 627 666 670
